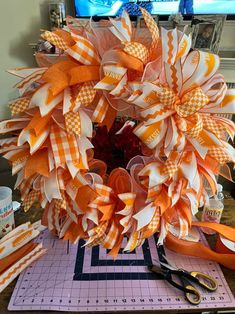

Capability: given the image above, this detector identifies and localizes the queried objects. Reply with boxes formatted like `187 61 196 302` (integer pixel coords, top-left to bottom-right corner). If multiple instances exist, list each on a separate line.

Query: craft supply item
9 229 235 312
0 187 20 238
0 243 46 294
216 234 235 254
148 251 218 305
49 1 66 30
0 224 40 259
202 198 224 235
0 222 46 293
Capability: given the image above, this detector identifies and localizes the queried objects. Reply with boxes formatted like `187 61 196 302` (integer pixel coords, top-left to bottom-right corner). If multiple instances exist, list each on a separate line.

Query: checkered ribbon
109 8 148 64
19 174 38 200
41 31 68 51
158 87 179 108
92 95 109 123
140 7 159 55
201 115 224 138
185 114 203 138
65 111 81 136
54 195 66 211
161 159 178 178
67 34 100 65
9 98 30 115
176 88 209 118
22 190 40 212
74 82 96 110
123 42 149 64
208 148 231 164
50 124 80 169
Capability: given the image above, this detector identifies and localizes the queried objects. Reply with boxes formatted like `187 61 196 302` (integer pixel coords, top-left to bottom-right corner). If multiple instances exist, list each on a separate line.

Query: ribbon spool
215 235 235 254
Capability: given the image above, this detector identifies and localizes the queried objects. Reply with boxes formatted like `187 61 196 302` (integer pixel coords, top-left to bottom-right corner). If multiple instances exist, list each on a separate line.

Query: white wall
0 0 74 120
220 21 235 51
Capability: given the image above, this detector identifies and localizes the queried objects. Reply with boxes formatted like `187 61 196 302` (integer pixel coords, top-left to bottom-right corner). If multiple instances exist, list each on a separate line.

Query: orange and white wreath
1 9 235 268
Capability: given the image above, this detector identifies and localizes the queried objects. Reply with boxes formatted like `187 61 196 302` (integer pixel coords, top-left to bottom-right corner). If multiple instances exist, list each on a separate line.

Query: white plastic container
202 185 224 235
0 187 14 238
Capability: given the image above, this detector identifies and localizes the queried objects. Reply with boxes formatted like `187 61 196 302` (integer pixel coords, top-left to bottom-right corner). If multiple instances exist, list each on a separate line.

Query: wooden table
1 193 235 314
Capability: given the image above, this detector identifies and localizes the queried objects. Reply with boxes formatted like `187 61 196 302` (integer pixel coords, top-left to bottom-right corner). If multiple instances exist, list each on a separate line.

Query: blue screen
74 0 235 17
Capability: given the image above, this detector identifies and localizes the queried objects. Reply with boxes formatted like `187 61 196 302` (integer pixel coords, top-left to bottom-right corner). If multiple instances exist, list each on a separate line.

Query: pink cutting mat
8 229 235 312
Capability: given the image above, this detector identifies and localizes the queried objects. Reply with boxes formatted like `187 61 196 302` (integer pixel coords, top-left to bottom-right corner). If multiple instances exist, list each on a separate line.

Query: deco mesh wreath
1 9 235 267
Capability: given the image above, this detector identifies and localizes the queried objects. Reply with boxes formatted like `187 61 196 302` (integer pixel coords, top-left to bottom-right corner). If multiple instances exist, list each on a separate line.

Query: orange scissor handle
190 271 218 292
184 284 201 305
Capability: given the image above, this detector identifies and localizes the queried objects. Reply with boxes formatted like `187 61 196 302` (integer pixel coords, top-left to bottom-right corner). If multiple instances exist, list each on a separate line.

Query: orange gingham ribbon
124 228 140 252
9 98 30 116
86 221 109 246
102 221 119 249
117 193 136 234
91 184 113 206
65 111 81 136
92 95 109 123
142 207 160 238
67 34 100 65
41 31 68 51
50 124 80 168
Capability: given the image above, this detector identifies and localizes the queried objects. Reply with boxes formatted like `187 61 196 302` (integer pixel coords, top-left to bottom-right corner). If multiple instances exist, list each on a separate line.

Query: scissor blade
161 254 178 269
160 261 177 271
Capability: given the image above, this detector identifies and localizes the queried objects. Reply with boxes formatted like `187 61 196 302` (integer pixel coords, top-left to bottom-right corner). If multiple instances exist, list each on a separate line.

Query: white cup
0 187 15 238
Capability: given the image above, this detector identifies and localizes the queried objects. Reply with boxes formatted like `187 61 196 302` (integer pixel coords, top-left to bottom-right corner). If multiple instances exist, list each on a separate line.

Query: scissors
148 256 218 305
